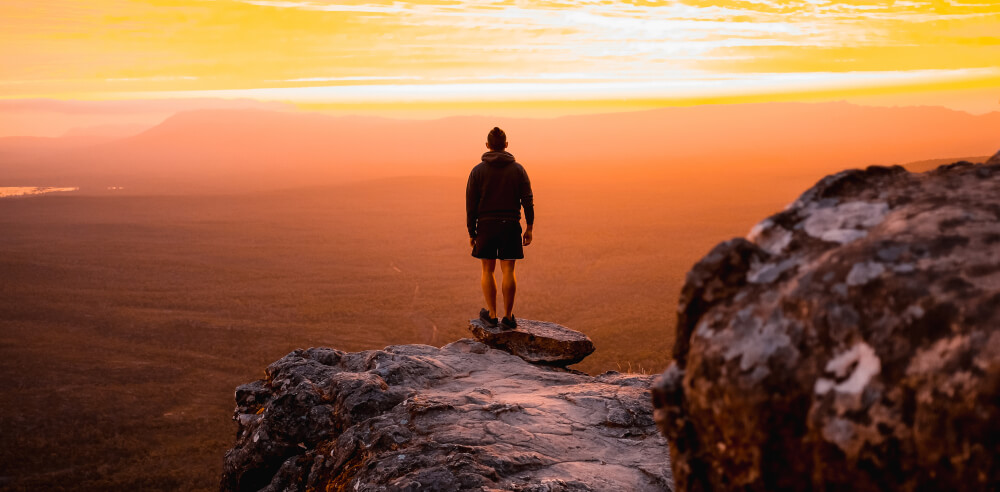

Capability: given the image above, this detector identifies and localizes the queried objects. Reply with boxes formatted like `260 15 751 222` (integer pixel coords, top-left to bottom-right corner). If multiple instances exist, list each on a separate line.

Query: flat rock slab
468 318 596 366
221 340 672 491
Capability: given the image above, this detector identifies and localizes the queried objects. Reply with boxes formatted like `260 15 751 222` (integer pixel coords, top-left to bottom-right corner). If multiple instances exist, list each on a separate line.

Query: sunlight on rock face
802 201 889 244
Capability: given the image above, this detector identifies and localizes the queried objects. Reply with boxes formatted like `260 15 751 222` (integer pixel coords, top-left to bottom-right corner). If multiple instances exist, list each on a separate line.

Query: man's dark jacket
466 150 534 238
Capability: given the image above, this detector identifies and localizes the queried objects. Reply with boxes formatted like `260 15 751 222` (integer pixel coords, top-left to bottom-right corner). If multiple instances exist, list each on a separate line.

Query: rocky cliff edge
221 338 672 491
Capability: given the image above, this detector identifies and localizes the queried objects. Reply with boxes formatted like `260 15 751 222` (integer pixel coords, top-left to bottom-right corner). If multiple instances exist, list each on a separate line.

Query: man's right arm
520 166 534 246
465 168 479 238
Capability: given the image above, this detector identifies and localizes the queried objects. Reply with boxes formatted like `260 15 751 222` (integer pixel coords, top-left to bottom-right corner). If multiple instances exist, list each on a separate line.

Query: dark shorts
472 218 523 260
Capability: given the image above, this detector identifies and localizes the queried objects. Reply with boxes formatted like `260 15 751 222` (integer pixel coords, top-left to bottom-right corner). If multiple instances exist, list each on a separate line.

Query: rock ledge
222 339 672 491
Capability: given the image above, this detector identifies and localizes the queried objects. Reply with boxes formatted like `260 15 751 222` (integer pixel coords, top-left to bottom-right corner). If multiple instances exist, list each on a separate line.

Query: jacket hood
482 150 516 167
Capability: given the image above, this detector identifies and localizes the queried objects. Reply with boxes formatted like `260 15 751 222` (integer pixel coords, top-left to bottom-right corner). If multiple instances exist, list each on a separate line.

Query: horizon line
3 97 1000 139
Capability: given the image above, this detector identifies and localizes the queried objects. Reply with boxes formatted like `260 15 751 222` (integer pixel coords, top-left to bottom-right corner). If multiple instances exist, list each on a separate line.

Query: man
466 127 534 330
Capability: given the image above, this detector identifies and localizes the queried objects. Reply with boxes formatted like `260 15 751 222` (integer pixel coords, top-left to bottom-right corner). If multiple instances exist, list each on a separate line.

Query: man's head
486 127 508 151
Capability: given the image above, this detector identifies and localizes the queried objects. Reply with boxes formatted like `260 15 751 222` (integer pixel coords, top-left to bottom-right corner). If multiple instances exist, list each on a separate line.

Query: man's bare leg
481 259 498 318
500 260 516 319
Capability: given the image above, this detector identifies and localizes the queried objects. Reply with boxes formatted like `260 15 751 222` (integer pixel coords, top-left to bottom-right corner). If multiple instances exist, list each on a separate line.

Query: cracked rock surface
222 339 672 491
653 155 1000 491
468 318 596 366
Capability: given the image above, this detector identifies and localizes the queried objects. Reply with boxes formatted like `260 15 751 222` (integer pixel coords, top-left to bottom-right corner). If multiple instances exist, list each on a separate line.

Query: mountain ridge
3 101 1000 193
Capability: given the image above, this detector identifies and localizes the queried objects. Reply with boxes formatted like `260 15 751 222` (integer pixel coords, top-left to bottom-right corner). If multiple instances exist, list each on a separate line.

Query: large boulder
468 318 596 366
653 158 1000 491
222 339 672 491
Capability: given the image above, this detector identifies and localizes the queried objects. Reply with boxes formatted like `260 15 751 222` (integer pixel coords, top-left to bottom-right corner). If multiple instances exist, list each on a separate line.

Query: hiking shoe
479 308 498 328
500 316 517 330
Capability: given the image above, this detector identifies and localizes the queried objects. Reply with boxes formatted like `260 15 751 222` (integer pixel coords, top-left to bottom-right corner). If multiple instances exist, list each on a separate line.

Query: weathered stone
222 340 672 491
653 157 1000 491
468 318 596 366
987 148 1000 166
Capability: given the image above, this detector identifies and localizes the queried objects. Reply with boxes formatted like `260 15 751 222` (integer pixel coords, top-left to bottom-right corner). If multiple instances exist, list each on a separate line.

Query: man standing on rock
467 127 534 330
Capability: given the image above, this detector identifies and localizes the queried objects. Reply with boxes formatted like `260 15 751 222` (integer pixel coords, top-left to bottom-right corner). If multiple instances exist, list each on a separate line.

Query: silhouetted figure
466 127 534 330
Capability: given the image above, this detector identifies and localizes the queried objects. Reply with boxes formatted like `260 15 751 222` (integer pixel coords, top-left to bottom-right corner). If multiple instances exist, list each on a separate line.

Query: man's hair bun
487 127 507 150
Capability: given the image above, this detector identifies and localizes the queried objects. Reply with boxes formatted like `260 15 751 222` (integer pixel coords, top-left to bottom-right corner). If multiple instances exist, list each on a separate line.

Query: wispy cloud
105 76 200 83
0 98 296 114
122 68 1000 102
1 0 997 105
221 0 998 72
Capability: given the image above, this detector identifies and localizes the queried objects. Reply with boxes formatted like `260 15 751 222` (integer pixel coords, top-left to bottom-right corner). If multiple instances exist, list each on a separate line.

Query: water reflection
0 187 80 198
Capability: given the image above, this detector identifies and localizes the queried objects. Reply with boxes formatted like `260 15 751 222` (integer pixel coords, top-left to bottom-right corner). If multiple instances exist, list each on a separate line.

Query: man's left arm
466 169 480 248
520 167 534 246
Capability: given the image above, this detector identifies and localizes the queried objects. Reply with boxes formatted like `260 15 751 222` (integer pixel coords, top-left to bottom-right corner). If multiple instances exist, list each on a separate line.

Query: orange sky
1 0 998 134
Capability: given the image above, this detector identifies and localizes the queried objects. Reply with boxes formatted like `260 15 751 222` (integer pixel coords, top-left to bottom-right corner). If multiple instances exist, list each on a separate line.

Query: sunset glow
4 3 1000 488
2 0 998 118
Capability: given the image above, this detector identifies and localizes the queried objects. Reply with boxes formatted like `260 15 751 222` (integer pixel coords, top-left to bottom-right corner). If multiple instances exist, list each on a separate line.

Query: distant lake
0 187 79 198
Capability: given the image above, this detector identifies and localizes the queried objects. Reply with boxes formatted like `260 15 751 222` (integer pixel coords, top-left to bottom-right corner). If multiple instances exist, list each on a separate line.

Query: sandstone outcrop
222 339 672 491
467 318 596 366
653 158 1000 490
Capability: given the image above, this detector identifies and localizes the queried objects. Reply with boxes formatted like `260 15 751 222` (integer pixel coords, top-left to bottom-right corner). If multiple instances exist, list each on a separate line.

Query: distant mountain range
2 102 998 193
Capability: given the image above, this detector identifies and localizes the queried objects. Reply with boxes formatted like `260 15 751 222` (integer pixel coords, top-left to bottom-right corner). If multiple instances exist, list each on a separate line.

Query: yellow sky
1 0 999 116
